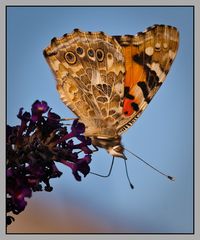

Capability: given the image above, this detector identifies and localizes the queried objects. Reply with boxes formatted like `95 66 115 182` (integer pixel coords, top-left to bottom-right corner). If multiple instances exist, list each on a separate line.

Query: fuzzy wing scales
44 29 125 138
114 25 179 135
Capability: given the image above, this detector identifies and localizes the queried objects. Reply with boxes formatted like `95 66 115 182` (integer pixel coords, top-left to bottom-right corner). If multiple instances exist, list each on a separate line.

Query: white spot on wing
50 59 60 71
155 42 161 49
114 82 123 97
145 47 154 56
147 62 166 82
169 50 176 60
163 43 168 49
91 70 102 85
107 56 114 69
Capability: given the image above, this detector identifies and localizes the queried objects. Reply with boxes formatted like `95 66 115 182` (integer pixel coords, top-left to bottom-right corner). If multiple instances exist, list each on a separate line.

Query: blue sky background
7 6 193 233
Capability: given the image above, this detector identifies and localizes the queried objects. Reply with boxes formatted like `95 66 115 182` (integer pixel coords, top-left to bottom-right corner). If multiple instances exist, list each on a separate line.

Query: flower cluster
6 100 93 225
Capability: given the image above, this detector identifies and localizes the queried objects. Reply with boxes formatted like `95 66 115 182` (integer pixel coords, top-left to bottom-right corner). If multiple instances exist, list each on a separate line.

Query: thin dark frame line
5 5 195 8
192 5 195 235
5 4 195 235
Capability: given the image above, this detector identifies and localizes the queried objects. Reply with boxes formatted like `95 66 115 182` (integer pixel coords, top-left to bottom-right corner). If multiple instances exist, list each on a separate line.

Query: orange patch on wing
122 46 146 116
123 98 134 116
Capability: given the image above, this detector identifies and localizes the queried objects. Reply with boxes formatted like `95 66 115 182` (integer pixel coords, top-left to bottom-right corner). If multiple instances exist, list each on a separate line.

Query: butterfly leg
90 156 115 178
92 145 99 153
60 117 79 121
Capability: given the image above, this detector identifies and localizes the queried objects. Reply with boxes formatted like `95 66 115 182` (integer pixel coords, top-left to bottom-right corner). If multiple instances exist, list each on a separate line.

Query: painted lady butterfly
43 25 179 160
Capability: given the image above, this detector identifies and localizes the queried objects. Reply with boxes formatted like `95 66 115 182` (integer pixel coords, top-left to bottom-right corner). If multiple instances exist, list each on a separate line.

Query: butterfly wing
43 29 125 138
114 25 179 135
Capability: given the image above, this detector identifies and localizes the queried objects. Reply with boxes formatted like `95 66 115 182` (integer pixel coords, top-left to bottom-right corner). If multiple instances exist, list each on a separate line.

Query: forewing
43 29 125 137
114 25 179 135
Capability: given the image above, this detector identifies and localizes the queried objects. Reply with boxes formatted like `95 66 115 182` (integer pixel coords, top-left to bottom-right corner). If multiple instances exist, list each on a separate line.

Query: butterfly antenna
124 159 134 189
124 148 175 181
90 156 115 178
60 117 78 121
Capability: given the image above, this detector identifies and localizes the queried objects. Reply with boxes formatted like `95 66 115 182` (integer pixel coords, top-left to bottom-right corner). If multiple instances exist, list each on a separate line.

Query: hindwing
44 29 125 138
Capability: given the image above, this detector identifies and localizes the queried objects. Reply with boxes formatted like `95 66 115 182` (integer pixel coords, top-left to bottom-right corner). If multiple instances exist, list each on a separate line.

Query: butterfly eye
65 51 76 64
76 47 84 56
87 48 95 57
96 49 104 62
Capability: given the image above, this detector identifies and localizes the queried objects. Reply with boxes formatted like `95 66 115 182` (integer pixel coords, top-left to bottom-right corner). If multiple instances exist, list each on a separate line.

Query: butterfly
43 25 179 160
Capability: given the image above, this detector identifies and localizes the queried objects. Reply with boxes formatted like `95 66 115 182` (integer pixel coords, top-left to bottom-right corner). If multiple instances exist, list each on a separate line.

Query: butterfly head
107 145 127 160
92 137 127 160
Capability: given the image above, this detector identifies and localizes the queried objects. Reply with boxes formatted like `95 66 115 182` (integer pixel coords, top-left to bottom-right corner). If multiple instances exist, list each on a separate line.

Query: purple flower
13 187 32 212
6 216 15 225
7 166 32 213
61 155 92 181
31 100 49 122
17 108 31 122
17 108 31 137
6 100 93 225
56 119 88 145
71 119 85 135
47 110 61 129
